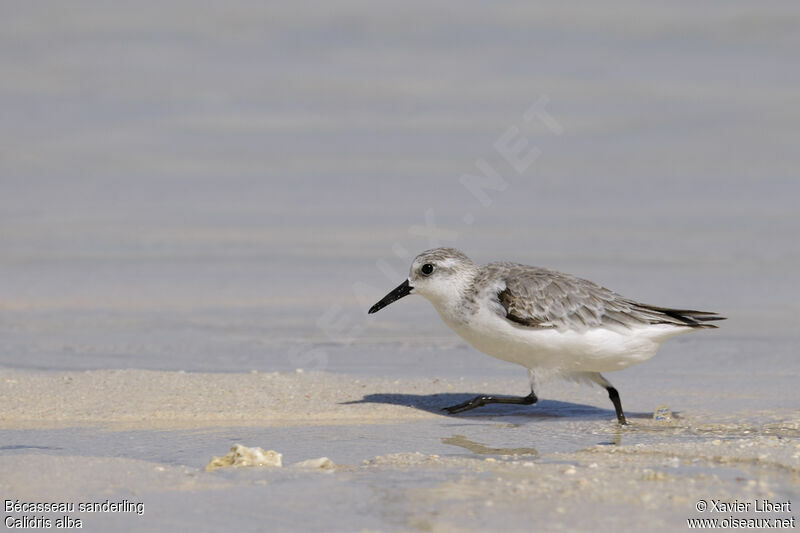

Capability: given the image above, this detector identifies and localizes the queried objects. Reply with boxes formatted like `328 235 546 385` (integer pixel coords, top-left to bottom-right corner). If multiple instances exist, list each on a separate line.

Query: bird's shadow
344 392 653 421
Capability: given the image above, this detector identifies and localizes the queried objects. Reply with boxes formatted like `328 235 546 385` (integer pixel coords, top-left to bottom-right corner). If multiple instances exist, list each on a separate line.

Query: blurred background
1 1 798 376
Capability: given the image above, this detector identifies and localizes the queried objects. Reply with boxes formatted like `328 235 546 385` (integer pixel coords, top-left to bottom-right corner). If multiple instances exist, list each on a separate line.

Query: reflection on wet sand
442 434 538 456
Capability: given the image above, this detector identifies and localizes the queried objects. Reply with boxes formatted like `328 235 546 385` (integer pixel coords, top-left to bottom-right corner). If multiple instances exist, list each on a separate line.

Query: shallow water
1 408 797 531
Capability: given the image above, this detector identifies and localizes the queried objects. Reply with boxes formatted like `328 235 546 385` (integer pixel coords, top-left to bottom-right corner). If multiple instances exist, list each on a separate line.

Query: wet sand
1 368 797 531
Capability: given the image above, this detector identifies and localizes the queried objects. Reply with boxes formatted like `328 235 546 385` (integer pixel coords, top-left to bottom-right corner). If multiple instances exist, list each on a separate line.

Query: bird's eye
421 263 435 276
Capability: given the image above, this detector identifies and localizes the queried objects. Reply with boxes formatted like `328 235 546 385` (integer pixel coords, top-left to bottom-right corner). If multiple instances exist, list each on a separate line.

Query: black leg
443 391 538 414
606 386 627 425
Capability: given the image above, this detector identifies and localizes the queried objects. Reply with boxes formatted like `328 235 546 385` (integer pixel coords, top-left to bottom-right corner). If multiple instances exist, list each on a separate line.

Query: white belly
441 305 691 373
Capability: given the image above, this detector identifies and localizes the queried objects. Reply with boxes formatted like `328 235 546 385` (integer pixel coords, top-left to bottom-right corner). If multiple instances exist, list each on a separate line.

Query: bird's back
473 262 725 332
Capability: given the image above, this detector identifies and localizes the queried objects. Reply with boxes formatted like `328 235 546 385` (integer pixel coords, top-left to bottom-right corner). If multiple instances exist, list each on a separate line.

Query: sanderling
368 248 724 424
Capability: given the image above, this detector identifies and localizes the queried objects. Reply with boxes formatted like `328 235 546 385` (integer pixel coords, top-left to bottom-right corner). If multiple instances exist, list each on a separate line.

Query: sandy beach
1 368 797 531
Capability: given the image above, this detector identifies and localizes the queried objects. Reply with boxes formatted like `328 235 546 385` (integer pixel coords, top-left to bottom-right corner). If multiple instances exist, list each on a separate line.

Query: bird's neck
422 275 477 326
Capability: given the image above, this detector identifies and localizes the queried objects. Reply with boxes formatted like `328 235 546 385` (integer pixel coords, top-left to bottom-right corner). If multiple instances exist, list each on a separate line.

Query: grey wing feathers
489 263 725 330
631 304 726 327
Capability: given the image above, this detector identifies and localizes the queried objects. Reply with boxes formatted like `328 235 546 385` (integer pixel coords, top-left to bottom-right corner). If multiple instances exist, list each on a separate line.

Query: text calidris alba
368 248 724 424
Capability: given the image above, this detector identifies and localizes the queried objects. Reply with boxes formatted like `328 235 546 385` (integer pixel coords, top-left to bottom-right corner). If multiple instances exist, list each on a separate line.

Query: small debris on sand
205 444 283 472
653 405 672 422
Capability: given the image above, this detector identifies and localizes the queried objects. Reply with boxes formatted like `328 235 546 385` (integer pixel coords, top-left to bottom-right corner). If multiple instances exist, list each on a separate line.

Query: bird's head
368 248 478 314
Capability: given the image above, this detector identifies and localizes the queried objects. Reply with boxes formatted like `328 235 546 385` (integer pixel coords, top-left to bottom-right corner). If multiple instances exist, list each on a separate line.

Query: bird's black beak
368 280 413 314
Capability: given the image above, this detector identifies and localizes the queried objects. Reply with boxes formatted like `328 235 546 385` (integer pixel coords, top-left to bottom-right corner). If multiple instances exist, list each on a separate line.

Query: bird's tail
634 304 726 329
